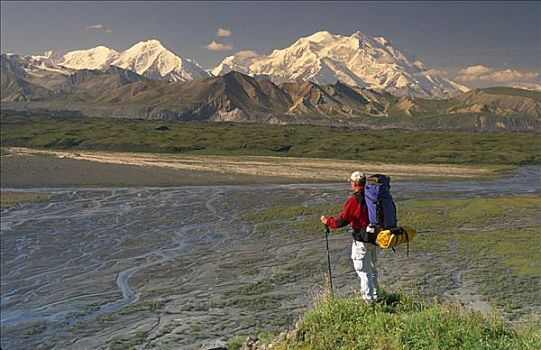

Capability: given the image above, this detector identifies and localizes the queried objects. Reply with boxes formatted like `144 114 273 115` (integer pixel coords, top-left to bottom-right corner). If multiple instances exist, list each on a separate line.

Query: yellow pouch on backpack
376 226 416 249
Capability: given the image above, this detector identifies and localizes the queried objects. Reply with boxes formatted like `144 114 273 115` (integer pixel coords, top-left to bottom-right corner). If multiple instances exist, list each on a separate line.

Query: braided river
1 166 539 349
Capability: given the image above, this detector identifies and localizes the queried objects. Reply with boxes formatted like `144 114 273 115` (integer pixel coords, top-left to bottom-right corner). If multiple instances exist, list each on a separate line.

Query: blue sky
1 1 539 88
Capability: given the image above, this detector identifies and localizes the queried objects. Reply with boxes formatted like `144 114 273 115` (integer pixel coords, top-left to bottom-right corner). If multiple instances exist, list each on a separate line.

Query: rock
286 329 297 342
241 336 258 350
277 332 287 342
200 339 228 350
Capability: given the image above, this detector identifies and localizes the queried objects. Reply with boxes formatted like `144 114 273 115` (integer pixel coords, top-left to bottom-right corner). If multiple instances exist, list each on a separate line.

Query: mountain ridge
1 62 539 131
107 39 210 82
1 53 148 101
6 39 211 83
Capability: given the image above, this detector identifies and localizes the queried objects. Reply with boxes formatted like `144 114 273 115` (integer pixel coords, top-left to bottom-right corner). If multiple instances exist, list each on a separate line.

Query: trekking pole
324 225 334 296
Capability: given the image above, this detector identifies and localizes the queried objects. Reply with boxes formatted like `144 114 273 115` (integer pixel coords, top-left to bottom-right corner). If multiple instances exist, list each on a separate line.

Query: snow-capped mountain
19 39 211 82
6 51 70 78
211 50 260 76
30 50 64 66
4 34 468 97
60 46 119 70
108 39 210 81
212 31 469 98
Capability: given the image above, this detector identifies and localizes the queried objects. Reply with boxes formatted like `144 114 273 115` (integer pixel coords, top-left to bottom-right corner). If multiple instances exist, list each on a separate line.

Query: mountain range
1 58 540 131
1 33 540 131
2 32 470 98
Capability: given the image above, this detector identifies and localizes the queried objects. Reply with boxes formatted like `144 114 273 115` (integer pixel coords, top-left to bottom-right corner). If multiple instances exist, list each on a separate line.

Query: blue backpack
364 174 397 230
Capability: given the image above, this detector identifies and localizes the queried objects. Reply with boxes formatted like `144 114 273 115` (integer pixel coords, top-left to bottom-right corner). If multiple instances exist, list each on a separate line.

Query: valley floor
1 147 502 188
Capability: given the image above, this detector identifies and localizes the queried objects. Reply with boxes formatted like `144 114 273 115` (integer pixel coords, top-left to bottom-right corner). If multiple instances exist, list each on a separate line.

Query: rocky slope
1 54 147 101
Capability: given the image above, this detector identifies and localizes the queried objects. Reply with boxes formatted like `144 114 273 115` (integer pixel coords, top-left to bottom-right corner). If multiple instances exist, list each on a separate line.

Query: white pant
351 241 379 303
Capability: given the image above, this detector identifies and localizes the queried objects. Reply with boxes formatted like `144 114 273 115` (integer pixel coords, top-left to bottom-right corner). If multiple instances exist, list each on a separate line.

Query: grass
150 324 176 341
0 191 52 209
67 303 103 318
181 293 294 314
241 205 321 222
397 196 541 232
23 323 47 337
482 87 541 102
458 228 541 278
209 294 294 313
107 331 148 350
2 114 540 165
241 196 540 245
242 203 342 238
398 196 540 316
454 227 541 318
227 335 248 350
270 291 541 350
226 261 326 297
97 299 168 324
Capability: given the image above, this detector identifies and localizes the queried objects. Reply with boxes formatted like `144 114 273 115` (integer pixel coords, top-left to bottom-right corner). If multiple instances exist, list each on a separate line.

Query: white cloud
423 68 448 76
85 23 112 33
456 64 539 84
459 64 493 76
206 41 234 51
85 24 104 29
512 82 541 91
234 50 260 58
491 70 538 82
217 28 232 37
456 74 482 82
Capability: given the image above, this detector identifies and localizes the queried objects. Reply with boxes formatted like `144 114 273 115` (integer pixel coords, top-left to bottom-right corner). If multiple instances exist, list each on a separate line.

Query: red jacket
327 190 369 230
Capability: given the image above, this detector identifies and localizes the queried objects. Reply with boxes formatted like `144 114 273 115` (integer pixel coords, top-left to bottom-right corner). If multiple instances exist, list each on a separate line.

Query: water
1 166 539 349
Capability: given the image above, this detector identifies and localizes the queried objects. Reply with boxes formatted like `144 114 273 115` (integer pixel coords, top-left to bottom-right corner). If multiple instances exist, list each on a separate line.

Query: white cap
349 171 366 184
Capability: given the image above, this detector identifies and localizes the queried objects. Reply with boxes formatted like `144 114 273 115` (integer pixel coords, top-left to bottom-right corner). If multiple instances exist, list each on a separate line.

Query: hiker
320 171 379 304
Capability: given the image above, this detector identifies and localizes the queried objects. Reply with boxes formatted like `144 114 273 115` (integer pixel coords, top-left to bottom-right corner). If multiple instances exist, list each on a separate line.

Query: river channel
1 166 539 349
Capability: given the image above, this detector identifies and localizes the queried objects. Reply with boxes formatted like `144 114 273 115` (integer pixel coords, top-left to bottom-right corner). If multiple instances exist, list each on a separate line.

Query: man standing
320 171 379 305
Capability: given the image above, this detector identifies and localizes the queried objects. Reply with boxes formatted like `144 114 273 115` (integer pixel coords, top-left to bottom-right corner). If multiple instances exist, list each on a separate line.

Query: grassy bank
261 291 541 350
1 114 540 165
0 191 52 209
